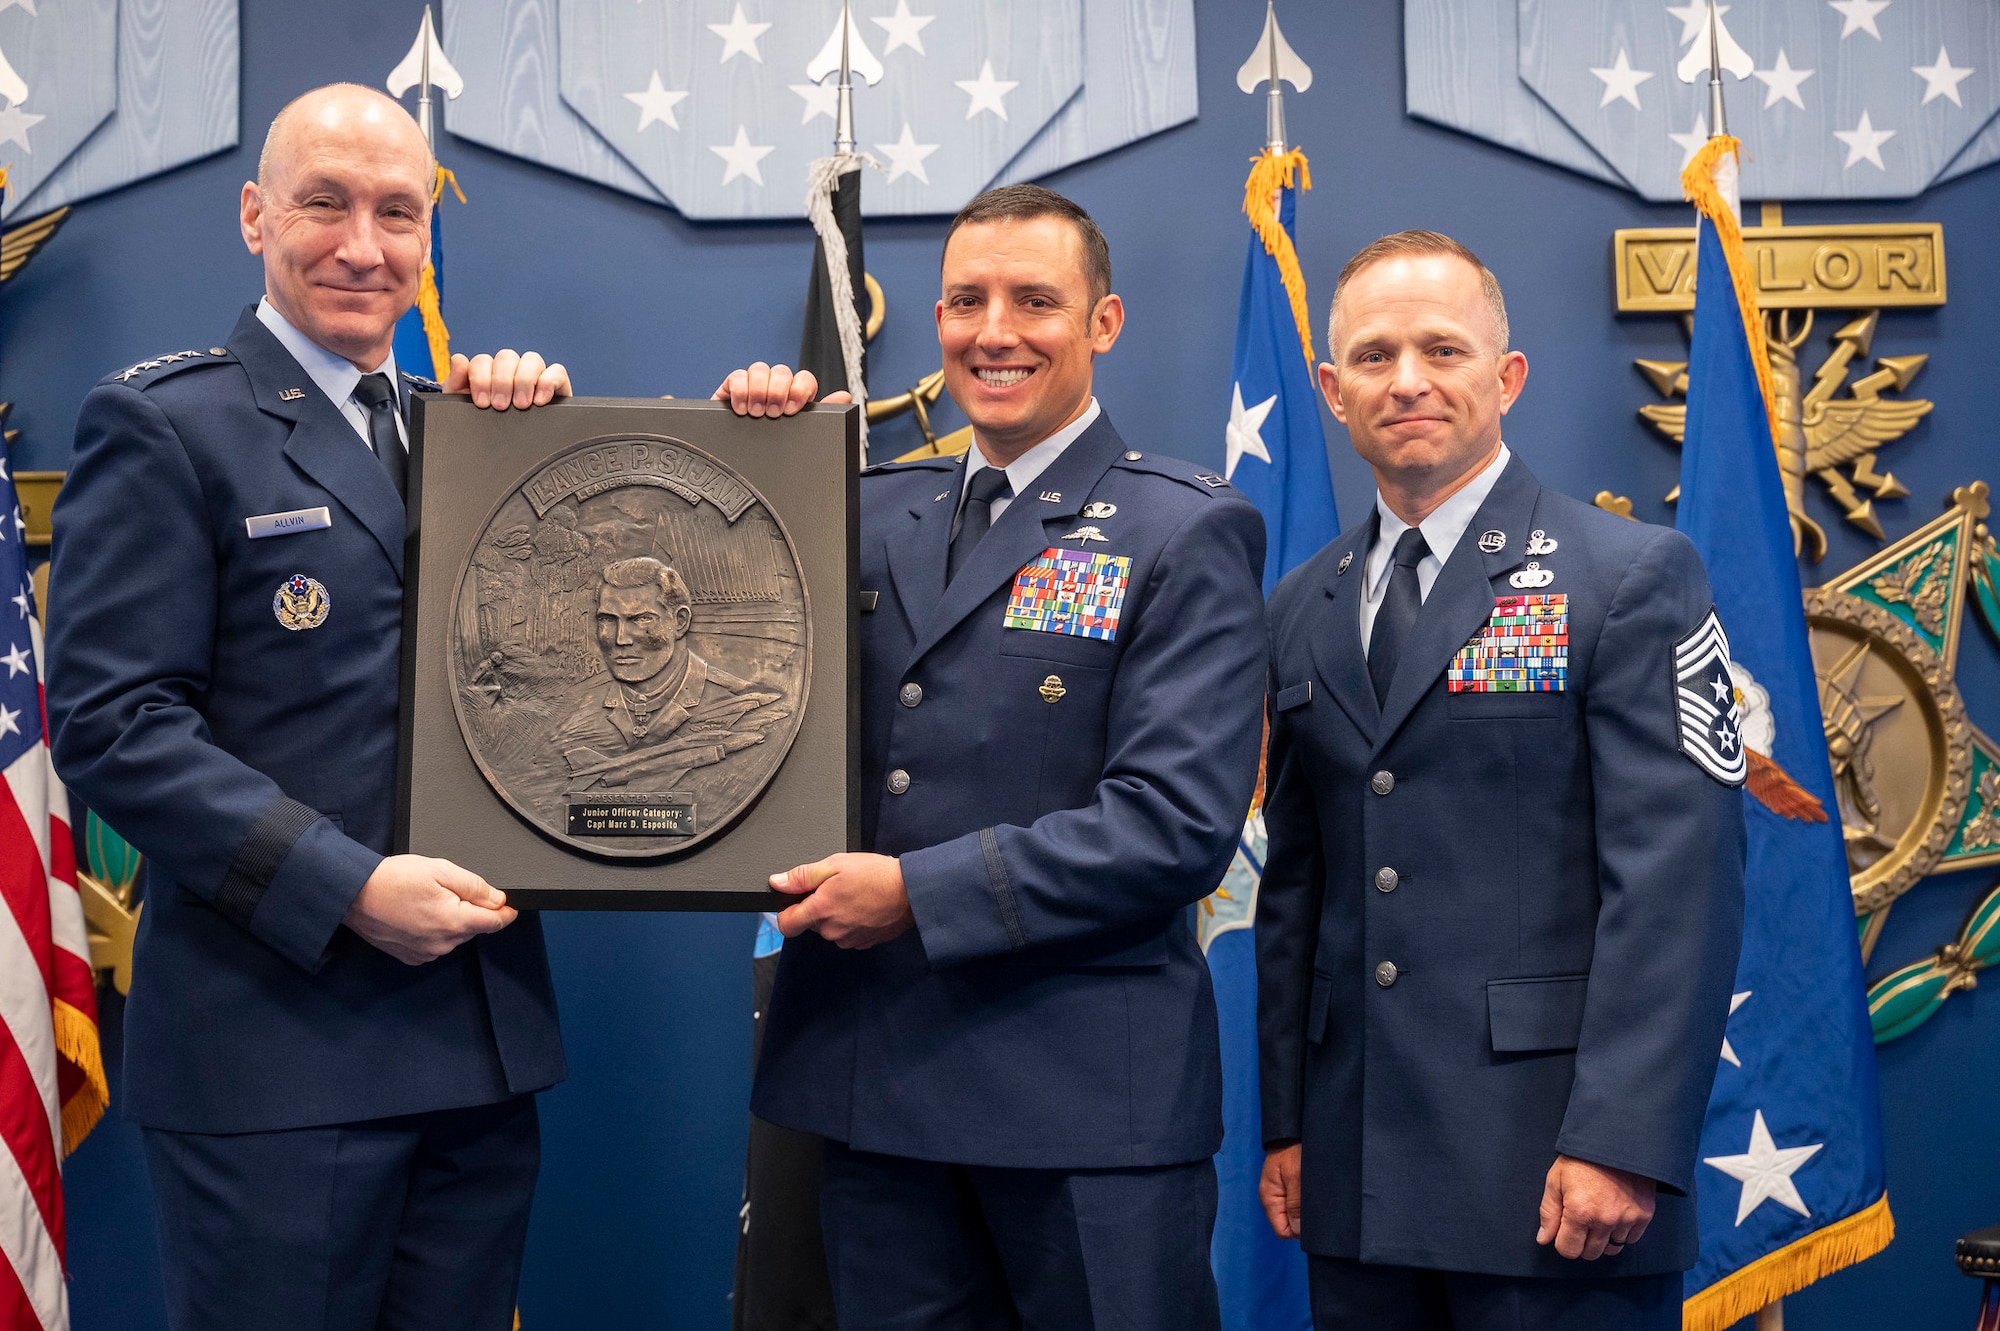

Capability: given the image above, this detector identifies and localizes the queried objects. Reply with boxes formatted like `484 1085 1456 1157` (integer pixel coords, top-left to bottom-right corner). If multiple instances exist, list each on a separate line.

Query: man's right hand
342 854 516 965
1261 1142 1304 1239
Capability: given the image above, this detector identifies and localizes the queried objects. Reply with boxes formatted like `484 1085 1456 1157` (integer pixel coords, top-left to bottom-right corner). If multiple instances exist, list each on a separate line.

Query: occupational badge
1673 607 1748 787
273 574 329 630
1508 561 1555 589
1081 502 1117 520
1005 548 1132 642
1526 529 1559 556
1449 594 1568 693
1059 525 1110 545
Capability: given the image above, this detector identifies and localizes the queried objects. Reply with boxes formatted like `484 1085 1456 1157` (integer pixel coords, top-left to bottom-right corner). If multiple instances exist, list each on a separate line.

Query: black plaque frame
397 396 859 910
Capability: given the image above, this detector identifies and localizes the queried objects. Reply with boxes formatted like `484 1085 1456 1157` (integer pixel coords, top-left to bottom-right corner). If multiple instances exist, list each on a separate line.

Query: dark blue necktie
1368 527 1431 705
948 466 1013 583
352 372 406 502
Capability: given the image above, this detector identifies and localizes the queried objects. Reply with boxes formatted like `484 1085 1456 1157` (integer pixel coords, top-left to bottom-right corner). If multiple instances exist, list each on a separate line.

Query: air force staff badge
1674 608 1748 787
274 574 330 631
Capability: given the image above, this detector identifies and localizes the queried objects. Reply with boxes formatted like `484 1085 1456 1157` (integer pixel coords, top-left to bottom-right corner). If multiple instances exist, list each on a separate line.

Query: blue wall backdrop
7 2 1997 1328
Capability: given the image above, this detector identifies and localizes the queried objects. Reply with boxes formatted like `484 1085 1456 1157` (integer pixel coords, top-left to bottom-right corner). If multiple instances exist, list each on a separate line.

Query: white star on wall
1753 51 1814 109
1720 990 1752 1067
707 4 772 64
1912 47 1974 107
623 71 689 132
710 125 775 186
955 61 1019 121
0 104 44 153
1225 384 1276 479
0 0 37 14
1665 2 1725 46
790 81 840 124
875 123 939 183
1828 0 1889 41
1590 50 1655 110
870 0 934 56
1669 112 1710 169
1705 1110 1824 1225
1834 110 1895 170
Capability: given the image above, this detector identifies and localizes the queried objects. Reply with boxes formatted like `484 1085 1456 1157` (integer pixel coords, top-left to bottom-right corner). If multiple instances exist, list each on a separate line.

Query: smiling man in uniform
720 184 1268 1330
1255 230 1746 1331
48 82 813 1331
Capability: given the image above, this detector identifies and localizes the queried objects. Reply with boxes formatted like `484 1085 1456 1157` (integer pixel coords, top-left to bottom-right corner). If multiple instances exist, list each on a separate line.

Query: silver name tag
245 507 332 540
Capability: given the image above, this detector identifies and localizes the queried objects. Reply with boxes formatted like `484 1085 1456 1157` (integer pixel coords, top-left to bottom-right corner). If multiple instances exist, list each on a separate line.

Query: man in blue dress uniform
1254 231 1747 1330
47 83 812 1331
721 185 1269 1330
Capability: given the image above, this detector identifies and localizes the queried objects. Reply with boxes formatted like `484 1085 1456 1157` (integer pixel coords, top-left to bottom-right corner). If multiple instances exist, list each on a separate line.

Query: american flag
0 447 102 1331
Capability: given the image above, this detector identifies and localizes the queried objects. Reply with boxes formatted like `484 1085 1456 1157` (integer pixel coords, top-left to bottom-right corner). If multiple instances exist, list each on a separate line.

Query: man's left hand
448 350 572 410
1535 1155 1657 1260
771 852 914 949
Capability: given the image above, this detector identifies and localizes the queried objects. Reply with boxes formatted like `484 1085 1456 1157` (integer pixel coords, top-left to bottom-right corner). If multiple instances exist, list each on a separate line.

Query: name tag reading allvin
245 507 332 540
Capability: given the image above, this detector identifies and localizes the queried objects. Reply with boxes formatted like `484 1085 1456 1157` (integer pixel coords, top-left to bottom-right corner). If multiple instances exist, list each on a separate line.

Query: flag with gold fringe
1202 144 1332 1331
0 407 105 1331
1675 133 1892 1331
392 165 464 384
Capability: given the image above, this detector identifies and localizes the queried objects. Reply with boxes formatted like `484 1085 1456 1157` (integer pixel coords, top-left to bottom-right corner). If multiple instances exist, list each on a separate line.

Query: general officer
1255 231 1746 1331
718 184 1268 1330
47 84 811 1331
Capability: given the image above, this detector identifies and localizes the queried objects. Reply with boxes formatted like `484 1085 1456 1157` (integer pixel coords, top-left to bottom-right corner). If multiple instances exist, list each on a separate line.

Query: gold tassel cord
1679 137 1781 449
1242 148 1317 370
1681 1193 1894 1331
417 164 466 383
52 996 107 1156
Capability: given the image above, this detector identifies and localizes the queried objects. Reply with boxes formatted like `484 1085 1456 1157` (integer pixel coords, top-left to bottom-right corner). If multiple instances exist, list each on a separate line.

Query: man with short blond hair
1255 232 1745 1330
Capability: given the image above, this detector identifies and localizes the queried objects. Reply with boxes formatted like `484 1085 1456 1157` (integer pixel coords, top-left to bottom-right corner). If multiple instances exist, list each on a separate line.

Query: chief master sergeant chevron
1254 230 1747 1331
719 184 1269 1330
45 83 817 1331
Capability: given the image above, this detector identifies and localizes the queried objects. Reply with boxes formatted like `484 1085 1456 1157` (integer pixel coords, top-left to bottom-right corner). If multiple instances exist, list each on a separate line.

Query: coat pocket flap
1487 974 1590 1052
1275 681 1313 712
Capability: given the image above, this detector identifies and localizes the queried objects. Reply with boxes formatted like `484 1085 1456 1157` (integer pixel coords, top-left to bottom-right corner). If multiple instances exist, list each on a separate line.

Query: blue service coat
1256 454 1745 1278
48 307 564 1134
752 415 1267 1169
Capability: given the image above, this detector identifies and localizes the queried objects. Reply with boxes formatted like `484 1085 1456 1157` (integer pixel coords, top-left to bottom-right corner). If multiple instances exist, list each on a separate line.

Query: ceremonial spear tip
1237 2 1311 155
387 8 465 102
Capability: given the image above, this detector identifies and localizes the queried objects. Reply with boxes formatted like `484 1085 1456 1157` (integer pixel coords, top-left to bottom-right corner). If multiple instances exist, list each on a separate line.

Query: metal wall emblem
448 434 809 859
1617 205 1941 560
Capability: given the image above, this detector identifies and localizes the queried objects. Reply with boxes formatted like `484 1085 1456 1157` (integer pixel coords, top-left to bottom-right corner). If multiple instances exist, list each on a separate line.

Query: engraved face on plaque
448 434 809 857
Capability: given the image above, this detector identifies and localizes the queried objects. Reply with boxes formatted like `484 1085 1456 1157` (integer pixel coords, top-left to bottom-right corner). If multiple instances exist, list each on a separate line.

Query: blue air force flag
1674 192 1891 1331
1201 151 1333 1331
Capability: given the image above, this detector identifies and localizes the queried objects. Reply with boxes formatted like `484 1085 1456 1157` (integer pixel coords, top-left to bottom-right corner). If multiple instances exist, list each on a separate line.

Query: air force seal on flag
1675 607 1748 787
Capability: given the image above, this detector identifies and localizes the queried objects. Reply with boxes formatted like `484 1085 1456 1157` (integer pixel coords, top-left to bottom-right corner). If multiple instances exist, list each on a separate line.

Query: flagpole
1263 2 1286 154
834 0 854 156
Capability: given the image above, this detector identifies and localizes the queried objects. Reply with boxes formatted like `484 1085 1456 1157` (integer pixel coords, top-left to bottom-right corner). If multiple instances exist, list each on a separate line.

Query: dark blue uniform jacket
752 414 1268 1169
48 307 564 1133
1257 454 1745 1278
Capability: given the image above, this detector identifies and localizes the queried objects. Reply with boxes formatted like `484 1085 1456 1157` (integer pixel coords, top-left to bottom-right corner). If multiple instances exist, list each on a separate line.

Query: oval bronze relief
448 433 810 858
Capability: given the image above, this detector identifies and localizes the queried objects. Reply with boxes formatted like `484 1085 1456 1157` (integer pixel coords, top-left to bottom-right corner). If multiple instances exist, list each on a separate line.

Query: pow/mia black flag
799 168 867 397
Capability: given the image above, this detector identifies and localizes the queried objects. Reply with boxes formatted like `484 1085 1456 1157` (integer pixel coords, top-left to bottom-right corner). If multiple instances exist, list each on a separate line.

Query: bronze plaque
399 397 859 909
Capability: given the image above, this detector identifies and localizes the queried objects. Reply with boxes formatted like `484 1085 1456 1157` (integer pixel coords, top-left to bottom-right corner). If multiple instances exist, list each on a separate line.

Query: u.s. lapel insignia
1450 594 1569 693
273 574 330 630
278 387 306 401
1060 524 1110 545
1674 608 1748 787
1477 529 1507 554
1039 490 1062 503
1509 561 1555 589
1336 551 1354 575
1081 502 1116 519
1526 529 1559 556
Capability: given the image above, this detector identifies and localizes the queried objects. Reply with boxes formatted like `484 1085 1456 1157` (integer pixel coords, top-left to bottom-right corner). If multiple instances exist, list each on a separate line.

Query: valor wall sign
400 397 858 909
